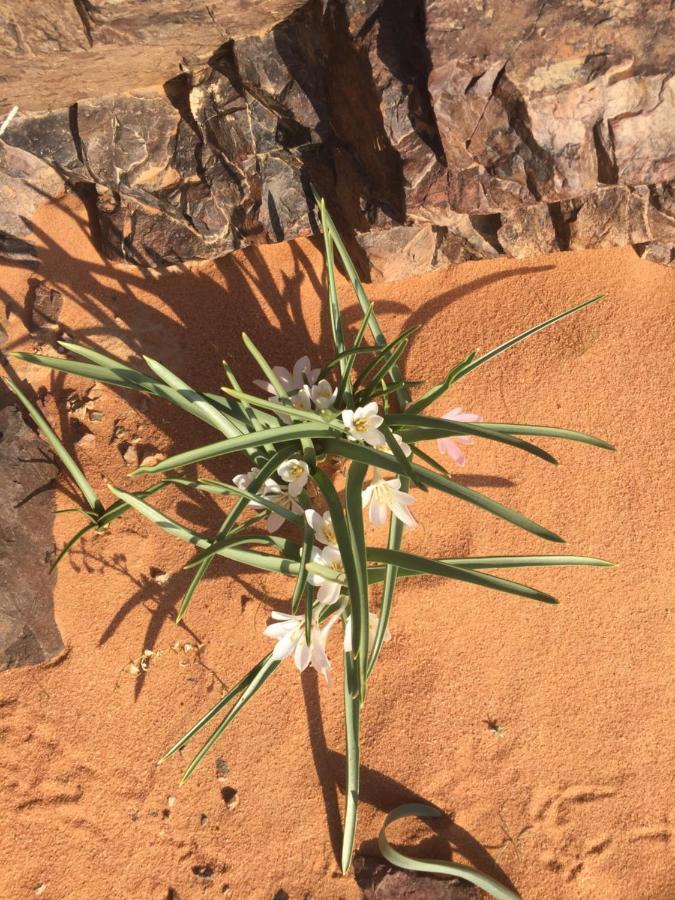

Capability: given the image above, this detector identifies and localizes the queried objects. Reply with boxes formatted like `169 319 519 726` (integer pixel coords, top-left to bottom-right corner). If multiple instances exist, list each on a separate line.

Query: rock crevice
0 0 672 279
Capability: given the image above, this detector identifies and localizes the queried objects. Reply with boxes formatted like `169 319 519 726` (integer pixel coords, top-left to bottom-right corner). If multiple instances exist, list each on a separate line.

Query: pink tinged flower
343 611 391 654
307 545 344 606
277 458 309 497
362 468 417 528
310 378 337 410
305 509 337 546
436 406 482 466
263 609 339 684
251 480 302 533
254 356 320 395
341 402 386 448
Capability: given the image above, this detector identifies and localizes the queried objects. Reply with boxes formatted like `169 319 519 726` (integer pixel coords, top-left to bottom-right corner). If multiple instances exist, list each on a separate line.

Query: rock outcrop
0 395 64 670
0 0 672 279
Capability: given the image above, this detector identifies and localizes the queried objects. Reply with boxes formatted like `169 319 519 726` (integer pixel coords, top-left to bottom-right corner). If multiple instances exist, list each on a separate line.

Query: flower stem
341 647 361 872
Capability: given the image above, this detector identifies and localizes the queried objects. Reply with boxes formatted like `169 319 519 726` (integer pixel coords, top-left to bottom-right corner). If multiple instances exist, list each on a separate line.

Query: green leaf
456 295 604 383
175 447 297 621
475 422 615 451
142 354 241 438
294 523 313 618
132 422 332 475
160 653 272 760
171 478 304 528
367 477 408 677
323 438 564 543
4 376 103 515
379 804 521 900
179 656 282 783
222 386 344 430
388 414 558 465
312 189 409 406
313 469 366 698
341 646 361 873
242 333 317 466
318 198 348 384
365 548 558 603
345 461 370 697
354 328 416 394
405 351 477 415
107 485 210 547
367 554 613 583
336 300 375 400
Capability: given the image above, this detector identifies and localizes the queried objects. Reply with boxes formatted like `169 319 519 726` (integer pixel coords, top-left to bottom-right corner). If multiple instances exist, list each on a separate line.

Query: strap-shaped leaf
4 376 103 515
323 438 564 543
341 646 361 873
345 461 370 696
367 476 408 678
143 354 241 438
223 386 345 429
175 447 298 621
379 804 521 900
169 478 304 528
475 422 615 451
132 422 332 475
160 652 272 761
312 189 409 406
367 554 613 583
406 351 477 415
179 656 282 783
388 414 558 465
366 548 557 603
108 486 301 576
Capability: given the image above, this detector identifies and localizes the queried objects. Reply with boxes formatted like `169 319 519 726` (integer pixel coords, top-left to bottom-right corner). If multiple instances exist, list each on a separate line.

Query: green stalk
341 646 361 873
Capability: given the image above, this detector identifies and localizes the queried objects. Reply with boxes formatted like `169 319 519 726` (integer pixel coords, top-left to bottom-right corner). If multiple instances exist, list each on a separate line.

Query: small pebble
167 795 176 808
34 885 46 897
76 432 95 448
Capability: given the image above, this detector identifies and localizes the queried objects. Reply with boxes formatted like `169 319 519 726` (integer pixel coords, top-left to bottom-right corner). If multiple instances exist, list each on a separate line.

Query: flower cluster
233 356 479 680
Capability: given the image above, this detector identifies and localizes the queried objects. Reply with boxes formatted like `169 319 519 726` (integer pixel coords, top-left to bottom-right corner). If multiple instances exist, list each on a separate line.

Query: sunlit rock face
1 0 672 278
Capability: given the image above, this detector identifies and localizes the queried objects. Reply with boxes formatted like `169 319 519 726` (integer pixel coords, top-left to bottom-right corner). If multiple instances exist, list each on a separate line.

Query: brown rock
30 279 63 329
498 204 559 258
353 855 480 898
0 1 307 113
1 0 673 277
0 139 65 264
0 399 64 670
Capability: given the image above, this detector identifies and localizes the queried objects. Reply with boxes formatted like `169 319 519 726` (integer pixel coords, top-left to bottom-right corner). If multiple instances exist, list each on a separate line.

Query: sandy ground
0 193 673 900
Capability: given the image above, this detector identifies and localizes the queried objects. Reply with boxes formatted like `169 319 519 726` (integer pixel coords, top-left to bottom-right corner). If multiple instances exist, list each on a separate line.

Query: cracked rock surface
0 0 672 278
0 395 64 670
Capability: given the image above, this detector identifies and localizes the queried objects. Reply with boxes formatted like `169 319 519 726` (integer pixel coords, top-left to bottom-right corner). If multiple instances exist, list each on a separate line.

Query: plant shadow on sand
301 667 520 895
1 194 550 887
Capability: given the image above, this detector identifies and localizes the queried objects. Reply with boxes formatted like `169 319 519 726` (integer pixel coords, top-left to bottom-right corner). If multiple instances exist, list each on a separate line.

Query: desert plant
5 197 613 898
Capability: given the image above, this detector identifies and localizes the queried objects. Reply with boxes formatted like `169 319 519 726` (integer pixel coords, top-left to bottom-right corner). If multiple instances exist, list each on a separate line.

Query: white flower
384 432 412 458
437 406 482 466
343 611 391 653
254 356 320 395
362 468 417 528
277 458 309 497
310 379 337 409
252 480 303 533
232 467 260 492
305 509 337 546
274 384 312 424
264 608 340 684
307 545 344 606
341 402 386 448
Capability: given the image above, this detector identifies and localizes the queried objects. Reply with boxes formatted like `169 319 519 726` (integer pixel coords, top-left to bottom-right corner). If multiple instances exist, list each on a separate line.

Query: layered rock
0 0 672 279
0 396 64 670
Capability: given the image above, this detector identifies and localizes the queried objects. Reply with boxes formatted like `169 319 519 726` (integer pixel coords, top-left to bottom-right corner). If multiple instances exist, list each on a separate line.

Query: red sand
0 193 673 899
